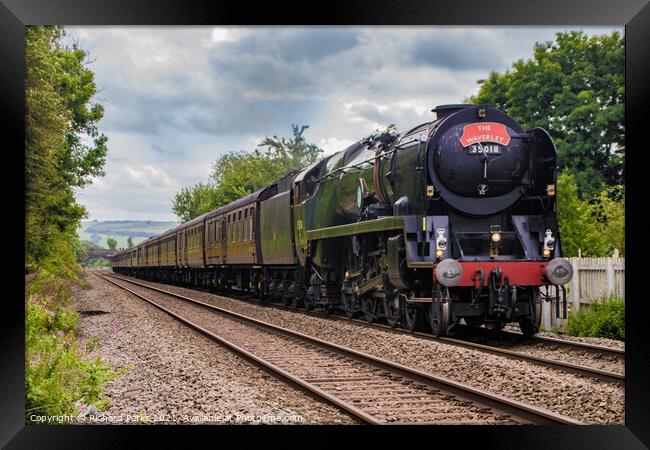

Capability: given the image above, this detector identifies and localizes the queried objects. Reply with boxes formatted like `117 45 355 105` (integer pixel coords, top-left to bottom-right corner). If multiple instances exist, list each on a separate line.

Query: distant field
77 220 178 249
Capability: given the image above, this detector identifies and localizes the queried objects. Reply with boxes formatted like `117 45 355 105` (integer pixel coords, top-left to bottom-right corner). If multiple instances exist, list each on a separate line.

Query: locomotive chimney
431 104 473 120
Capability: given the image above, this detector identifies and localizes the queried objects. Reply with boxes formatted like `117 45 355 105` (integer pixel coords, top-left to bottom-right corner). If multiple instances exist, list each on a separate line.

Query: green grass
538 324 563 334
566 296 625 341
26 241 124 421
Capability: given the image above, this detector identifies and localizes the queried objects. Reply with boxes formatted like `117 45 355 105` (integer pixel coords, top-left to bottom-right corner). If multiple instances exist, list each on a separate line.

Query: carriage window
244 209 247 218
238 211 242 220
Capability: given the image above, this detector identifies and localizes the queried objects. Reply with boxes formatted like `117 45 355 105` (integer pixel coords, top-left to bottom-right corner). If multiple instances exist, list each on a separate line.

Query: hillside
77 220 178 249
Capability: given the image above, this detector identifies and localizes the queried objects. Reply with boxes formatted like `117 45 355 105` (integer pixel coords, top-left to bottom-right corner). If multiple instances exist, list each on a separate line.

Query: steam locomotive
111 104 573 337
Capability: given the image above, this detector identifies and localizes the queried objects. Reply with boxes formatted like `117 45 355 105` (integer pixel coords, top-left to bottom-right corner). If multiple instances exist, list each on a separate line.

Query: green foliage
24 26 119 421
77 240 110 268
106 237 117 250
127 236 134 248
557 171 605 257
25 25 108 270
471 31 624 197
566 296 625 341
26 283 123 418
80 240 105 251
28 230 85 292
85 258 111 268
172 182 221 224
557 170 624 257
172 124 323 222
590 185 625 257
258 124 323 174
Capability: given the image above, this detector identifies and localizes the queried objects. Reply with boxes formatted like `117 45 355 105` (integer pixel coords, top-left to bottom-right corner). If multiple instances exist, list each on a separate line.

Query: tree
25 27 116 418
470 31 624 197
172 182 220 223
172 125 323 222
556 170 624 257
25 26 108 270
257 124 323 174
590 185 624 256
106 237 117 250
556 171 605 257
127 236 134 248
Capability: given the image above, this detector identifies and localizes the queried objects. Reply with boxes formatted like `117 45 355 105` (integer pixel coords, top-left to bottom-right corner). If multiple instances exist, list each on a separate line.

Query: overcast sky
63 26 621 222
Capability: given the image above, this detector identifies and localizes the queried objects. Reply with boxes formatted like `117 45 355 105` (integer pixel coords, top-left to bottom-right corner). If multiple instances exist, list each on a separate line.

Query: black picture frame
3 0 649 447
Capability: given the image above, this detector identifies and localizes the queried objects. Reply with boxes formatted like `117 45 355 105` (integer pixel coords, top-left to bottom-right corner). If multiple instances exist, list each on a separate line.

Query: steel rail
95 272 380 424
288 309 625 385
95 271 584 425
496 329 625 356
102 271 624 385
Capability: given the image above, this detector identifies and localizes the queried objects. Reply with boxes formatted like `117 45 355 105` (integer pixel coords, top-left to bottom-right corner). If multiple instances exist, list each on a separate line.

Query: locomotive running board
306 217 437 269
305 216 405 240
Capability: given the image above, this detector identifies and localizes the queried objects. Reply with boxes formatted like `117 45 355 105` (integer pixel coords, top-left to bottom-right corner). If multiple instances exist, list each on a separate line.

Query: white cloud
122 165 177 189
317 137 357 156
210 27 248 44
62 26 622 221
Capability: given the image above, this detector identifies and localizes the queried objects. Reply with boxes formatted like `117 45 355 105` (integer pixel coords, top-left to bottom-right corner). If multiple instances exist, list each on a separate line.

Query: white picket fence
541 257 625 331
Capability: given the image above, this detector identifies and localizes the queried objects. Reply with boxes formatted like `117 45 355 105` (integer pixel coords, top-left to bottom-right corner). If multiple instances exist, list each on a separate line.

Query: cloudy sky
63 26 621 222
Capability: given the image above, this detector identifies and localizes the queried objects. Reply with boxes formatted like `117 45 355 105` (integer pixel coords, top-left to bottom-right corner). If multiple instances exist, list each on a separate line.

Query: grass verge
26 250 123 421
566 296 625 341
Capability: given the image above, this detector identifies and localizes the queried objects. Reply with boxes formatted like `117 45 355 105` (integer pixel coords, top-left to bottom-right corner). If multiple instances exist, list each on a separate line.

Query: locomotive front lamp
435 228 447 259
488 226 502 259
543 229 555 259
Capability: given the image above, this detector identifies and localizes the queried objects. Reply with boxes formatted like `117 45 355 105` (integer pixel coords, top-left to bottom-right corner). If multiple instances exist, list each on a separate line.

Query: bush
566 296 625 341
25 267 123 420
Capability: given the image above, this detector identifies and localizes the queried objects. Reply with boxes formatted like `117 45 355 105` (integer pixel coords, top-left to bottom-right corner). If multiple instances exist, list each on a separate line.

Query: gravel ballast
104 278 524 425
72 271 357 425
503 324 625 351
112 274 624 424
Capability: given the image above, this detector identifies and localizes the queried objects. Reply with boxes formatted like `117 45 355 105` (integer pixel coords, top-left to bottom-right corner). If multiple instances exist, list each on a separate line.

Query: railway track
100 272 625 385
94 271 584 425
496 329 625 359
447 326 625 379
